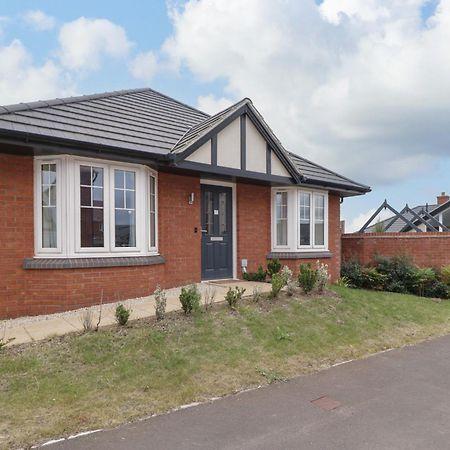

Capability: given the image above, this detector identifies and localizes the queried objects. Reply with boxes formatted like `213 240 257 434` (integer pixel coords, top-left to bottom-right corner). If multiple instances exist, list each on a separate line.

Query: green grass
2 287 450 449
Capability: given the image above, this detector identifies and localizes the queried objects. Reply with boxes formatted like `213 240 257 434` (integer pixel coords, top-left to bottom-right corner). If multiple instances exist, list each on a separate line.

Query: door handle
201 229 208 233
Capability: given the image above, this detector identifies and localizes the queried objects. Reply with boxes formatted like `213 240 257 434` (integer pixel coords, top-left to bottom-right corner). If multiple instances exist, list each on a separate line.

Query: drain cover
311 395 341 411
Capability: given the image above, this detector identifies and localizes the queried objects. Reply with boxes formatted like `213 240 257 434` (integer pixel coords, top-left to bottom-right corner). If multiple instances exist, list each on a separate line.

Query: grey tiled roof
289 152 370 192
0 87 370 193
0 88 208 155
365 204 438 232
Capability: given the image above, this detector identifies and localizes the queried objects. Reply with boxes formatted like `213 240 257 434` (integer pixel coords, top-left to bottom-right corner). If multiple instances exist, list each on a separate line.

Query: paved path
48 333 450 450
1 281 270 346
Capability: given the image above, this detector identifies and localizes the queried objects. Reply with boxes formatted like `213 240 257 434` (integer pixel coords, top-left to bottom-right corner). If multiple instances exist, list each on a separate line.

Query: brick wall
0 152 342 318
342 232 450 268
0 153 201 318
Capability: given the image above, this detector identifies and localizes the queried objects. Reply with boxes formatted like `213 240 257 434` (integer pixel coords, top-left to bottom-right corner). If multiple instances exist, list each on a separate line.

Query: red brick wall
0 152 342 318
0 153 201 318
342 232 450 268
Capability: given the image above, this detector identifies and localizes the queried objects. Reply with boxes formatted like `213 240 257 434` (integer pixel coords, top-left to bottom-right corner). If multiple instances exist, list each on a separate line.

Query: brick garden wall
0 152 343 318
342 232 450 268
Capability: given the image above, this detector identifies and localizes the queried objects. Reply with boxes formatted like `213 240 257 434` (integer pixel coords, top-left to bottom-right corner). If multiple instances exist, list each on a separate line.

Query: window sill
23 255 165 270
267 251 333 260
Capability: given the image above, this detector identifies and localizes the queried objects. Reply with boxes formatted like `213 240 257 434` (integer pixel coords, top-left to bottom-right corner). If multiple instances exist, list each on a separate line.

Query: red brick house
0 88 369 318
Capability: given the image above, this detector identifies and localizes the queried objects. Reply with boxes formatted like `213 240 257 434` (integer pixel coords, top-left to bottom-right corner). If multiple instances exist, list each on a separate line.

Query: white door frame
200 178 237 280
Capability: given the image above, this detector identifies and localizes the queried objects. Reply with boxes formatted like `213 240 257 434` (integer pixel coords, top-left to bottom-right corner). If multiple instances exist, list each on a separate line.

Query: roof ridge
0 88 156 115
288 151 370 190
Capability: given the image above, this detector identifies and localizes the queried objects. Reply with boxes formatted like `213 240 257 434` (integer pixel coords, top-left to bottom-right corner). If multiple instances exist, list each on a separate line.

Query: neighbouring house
0 88 370 318
363 193 450 233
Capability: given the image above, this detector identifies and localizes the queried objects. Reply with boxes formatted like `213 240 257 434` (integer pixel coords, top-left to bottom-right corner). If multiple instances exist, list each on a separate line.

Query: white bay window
35 156 158 257
272 187 328 252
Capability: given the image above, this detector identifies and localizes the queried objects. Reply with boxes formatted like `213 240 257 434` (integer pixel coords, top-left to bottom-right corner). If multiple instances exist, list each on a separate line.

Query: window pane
115 210 136 247
204 191 213 235
81 208 104 247
219 192 227 234
41 164 57 248
315 223 324 246
80 166 104 248
80 165 91 185
275 192 288 246
299 192 311 246
114 169 136 247
149 176 156 248
314 194 325 246
42 207 57 248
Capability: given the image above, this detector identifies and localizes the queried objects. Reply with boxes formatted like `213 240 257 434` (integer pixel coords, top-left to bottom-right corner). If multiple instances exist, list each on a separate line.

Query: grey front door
201 184 233 280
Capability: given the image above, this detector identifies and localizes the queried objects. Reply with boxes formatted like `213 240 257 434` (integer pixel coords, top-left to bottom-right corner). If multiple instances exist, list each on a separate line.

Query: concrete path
49 334 450 450
1 280 270 346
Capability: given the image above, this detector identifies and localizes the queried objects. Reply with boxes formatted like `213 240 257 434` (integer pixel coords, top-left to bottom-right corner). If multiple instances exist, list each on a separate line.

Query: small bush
179 284 201 314
440 265 450 285
361 267 386 290
267 258 281 277
286 280 297 296
279 265 293 284
203 286 216 311
270 273 285 298
341 260 364 288
336 276 351 287
243 265 267 282
316 261 330 293
115 304 131 326
154 285 167 320
424 280 448 299
225 286 246 309
252 285 263 302
376 256 417 293
298 264 318 294
80 308 94 332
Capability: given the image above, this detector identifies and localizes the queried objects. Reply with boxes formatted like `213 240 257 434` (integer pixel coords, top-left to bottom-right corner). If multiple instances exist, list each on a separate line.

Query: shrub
424 280 448 299
252 286 263 302
179 284 201 314
243 265 267 282
225 286 246 309
279 265 293 284
203 286 216 311
375 256 417 293
286 280 297 296
316 261 330 293
413 268 437 297
80 308 94 332
154 285 167 320
267 258 281 277
115 304 131 326
298 264 318 294
440 265 450 285
336 276 351 287
270 273 285 298
341 260 364 288
361 267 386 290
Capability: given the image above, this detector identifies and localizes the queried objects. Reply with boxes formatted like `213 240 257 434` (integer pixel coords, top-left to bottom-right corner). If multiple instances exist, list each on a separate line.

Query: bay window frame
271 186 329 252
34 155 159 258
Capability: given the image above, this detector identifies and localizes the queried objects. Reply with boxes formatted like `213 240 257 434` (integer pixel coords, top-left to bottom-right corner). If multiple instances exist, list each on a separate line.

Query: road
50 334 450 449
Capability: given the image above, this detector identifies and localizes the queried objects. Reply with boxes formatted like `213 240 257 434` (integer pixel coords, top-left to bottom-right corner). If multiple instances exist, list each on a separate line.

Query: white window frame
272 190 290 249
271 187 329 252
34 155 159 258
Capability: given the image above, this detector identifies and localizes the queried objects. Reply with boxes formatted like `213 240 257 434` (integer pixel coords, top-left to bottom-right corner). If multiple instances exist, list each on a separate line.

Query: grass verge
2 286 450 448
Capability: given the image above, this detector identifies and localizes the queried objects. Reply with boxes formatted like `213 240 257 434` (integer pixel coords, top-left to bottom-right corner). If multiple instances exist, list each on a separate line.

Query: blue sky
1 0 449 231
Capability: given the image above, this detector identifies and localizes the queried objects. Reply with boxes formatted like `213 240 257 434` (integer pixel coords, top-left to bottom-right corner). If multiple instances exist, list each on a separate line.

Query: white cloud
162 0 450 185
58 17 133 71
197 94 234 114
23 10 55 31
348 207 392 233
129 50 158 82
0 40 75 105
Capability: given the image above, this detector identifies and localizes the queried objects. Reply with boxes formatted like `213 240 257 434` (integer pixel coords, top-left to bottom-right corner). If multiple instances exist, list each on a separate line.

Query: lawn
2 286 450 449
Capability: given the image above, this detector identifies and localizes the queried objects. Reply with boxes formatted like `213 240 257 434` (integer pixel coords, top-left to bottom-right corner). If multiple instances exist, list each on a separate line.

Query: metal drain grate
310 395 341 411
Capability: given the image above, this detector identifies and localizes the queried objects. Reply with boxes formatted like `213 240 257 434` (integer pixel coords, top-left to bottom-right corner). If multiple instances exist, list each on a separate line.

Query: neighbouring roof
0 87 370 193
364 204 439 232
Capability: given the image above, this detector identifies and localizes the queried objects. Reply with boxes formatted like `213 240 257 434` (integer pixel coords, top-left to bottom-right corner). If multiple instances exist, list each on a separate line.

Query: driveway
49 334 450 450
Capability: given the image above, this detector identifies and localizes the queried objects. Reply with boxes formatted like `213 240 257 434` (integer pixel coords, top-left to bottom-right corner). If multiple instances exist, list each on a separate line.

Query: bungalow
0 88 370 318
